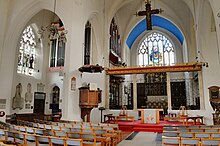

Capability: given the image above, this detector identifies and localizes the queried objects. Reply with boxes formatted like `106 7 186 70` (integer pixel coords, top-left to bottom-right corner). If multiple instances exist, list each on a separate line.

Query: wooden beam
105 63 202 75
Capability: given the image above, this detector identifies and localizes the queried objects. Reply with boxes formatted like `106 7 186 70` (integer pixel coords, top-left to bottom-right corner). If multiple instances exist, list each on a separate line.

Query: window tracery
138 32 174 66
17 26 36 76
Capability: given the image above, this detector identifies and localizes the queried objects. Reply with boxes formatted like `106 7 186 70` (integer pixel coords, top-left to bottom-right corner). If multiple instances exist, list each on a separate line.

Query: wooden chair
0 129 6 141
177 128 190 132
65 123 73 128
13 125 20 132
26 127 35 134
36 135 50 146
82 125 91 129
54 131 67 138
211 132 220 139
57 123 65 127
94 129 111 146
180 138 200 146
73 124 82 129
65 138 83 146
163 131 179 137
25 134 37 146
101 127 117 146
9 125 14 131
14 132 26 145
200 138 220 146
163 126 177 132
38 124 45 129
81 128 94 134
62 127 71 133
194 132 210 139
204 128 219 133
50 137 65 146
51 122 58 126
44 125 52 130
32 123 39 129
67 132 81 139
200 125 212 129
71 128 82 133
51 125 61 131
34 129 44 135
81 133 101 146
190 129 204 132
19 126 26 133
5 131 15 142
162 136 180 145
179 132 194 138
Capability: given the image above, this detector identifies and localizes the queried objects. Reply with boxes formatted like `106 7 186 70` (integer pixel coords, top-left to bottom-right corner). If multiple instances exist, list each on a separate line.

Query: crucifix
137 0 162 30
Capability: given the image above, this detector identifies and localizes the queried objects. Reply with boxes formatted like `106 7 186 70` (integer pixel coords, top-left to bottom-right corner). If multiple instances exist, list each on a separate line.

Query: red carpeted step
119 125 133 131
132 127 163 132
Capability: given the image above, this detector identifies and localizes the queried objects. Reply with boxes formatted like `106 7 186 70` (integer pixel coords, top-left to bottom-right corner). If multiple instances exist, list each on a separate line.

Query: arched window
17 25 36 76
84 21 91 65
138 32 174 66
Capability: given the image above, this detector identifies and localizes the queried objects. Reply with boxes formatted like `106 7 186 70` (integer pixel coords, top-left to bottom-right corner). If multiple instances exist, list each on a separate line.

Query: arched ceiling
126 16 184 48
109 0 193 48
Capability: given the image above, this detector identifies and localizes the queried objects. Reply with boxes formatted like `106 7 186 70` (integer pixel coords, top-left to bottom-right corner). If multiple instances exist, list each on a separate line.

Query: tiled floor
118 132 162 146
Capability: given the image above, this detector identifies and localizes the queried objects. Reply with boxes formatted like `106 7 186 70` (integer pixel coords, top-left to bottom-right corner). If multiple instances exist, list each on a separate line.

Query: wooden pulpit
79 87 101 121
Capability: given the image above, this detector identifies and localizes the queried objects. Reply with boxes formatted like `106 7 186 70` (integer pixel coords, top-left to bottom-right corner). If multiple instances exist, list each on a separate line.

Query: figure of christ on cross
137 0 162 30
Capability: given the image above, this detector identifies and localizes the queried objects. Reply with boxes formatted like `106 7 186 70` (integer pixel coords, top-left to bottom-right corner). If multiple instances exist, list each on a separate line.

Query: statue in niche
12 83 24 110
25 83 33 102
29 54 34 69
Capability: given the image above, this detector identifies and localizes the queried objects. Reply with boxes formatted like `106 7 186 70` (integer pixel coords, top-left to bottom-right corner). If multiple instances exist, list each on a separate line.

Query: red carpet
110 120 203 133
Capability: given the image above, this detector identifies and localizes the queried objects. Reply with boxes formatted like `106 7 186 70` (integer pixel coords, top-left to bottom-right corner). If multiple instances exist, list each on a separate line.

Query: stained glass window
138 32 174 66
17 26 36 76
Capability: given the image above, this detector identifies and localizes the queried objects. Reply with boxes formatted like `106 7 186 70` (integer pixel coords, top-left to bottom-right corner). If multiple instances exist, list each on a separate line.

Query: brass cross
137 0 162 30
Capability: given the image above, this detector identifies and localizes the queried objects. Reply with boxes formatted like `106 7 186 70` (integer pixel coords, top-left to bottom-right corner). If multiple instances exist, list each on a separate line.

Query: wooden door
34 92 46 114
171 82 186 110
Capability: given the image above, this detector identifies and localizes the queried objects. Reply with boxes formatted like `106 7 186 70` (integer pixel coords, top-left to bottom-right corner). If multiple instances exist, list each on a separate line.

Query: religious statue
29 54 34 69
179 105 187 116
12 83 24 110
119 105 128 116
25 83 33 102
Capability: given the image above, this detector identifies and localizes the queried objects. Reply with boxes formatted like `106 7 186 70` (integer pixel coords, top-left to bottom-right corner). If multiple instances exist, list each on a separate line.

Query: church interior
1 0 220 145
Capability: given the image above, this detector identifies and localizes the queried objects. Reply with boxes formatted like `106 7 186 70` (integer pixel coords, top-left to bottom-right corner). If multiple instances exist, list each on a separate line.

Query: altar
139 109 163 124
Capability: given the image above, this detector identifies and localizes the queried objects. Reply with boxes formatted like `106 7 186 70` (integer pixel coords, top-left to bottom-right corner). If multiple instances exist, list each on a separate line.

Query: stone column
105 75 109 109
167 72 172 110
198 71 205 110
133 74 137 110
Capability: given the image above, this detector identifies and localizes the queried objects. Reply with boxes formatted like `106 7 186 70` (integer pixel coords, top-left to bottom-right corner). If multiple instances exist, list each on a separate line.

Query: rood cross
137 0 162 30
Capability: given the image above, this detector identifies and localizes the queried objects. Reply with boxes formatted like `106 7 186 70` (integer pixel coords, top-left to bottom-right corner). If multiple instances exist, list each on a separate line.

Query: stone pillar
185 72 194 106
133 74 137 110
167 72 172 110
105 75 109 109
61 71 82 121
198 71 205 109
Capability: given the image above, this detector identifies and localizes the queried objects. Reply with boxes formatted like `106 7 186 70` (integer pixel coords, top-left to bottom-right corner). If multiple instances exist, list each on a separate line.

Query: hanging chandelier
38 0 67 42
